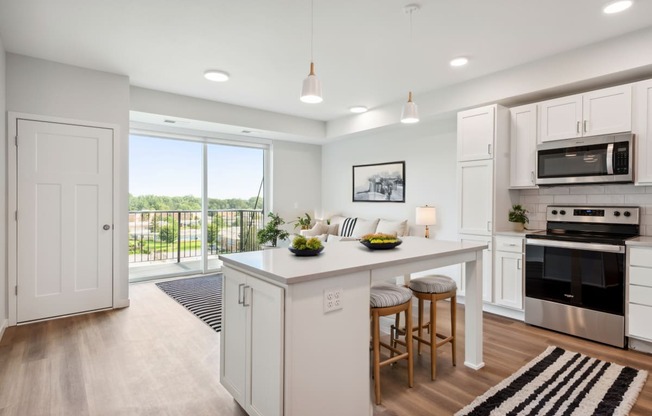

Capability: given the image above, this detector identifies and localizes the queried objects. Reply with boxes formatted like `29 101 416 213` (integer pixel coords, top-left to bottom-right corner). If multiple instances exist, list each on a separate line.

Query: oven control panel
546 206 639 224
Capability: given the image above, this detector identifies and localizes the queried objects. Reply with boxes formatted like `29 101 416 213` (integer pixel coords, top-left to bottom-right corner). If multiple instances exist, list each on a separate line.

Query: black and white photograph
352 161 405 202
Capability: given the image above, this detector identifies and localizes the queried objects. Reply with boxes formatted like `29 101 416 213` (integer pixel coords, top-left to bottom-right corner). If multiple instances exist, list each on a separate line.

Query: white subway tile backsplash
646 186 652 193
522 195 554 204
553 195 588 204
539 186 569 195
586 195 625 204
569 185 605 195
519 189 539 196
604 184 645 194
624 194 652 204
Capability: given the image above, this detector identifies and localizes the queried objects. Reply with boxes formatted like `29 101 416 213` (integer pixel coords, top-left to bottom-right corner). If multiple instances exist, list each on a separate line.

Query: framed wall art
352 161 405 202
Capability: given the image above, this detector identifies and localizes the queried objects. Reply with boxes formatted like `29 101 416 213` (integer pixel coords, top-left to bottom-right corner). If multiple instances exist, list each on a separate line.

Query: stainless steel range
525 205 640 348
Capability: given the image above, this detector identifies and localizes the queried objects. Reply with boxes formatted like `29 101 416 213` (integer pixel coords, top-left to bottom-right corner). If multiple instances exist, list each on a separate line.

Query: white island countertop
220 236 488 285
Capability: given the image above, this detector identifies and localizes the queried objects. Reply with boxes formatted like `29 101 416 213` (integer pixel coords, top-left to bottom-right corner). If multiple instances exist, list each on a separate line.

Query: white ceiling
1 0 652 124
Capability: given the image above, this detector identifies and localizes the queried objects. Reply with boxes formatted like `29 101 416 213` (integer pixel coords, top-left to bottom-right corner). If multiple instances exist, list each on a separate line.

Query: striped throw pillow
340 217 358 237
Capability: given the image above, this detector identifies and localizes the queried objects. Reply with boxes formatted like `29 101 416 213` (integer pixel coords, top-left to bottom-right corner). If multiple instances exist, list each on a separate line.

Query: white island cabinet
220 237 487 416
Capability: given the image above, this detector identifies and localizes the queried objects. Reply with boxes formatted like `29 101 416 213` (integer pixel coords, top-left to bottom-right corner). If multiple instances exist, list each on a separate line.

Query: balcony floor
129 257 223 282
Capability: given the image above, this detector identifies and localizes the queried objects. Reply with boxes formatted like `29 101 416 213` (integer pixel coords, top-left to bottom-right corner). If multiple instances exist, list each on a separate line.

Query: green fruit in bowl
292 235 323 250
361 233 399 244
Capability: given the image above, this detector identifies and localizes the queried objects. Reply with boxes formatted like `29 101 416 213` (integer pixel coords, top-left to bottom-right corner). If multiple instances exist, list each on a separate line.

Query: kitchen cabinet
627 246 652 342
494 236 524 310
221 267 284 416
539 84 632 143
458 160 493 235
634 79 652 185
457 105 496 162
509 104 538 188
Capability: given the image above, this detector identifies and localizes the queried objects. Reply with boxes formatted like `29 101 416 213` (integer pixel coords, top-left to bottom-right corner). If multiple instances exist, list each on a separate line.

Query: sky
129 134 264 199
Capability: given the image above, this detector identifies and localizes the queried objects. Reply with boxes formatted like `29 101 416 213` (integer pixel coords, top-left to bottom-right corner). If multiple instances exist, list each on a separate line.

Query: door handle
102 224 111 230
238 283 245 305
531 171 535 184
243 285 251 307
487 144 492 155
517 258 522 270
487 221 492 232
583 120 588 133
576 121 580 134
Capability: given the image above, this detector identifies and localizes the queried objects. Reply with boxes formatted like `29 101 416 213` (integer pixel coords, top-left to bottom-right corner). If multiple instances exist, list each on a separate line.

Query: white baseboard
114 298 130 309
0 318 8 342
629 337 652 354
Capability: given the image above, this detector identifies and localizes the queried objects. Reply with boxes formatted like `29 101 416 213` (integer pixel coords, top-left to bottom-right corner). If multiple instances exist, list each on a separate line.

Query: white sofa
299 215 408 242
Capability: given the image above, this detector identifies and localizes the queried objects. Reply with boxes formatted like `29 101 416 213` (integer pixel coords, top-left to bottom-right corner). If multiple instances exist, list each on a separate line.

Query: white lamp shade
416 206 436 226
401 100 419 124
300 73 323 104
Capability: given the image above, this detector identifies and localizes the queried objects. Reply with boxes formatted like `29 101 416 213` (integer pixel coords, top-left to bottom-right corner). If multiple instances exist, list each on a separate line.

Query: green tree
159 216 179 244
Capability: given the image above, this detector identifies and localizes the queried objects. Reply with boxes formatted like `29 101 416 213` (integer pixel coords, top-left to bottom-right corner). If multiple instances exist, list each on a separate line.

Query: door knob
103 224 111 230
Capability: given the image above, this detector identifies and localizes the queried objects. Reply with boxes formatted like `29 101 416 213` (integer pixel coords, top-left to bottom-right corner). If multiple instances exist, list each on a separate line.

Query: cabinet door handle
243 285 251 307
517 258 522 270
487 143 492 155
576 121 580 134
584 120 588 133
238 283 245 304
531 171 535 184
487 221 492 232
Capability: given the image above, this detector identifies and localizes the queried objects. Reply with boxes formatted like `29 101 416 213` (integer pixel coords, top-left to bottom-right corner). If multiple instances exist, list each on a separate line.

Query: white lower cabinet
627 246 652 342
459 234 493 302
221 267 284 416
493 236 524 310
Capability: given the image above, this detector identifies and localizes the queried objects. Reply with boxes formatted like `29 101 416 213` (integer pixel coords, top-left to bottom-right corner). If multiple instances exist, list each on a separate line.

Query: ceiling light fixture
350 106 368 114
450 57 469 67
300 0 323 103
603 0 633 14
204 70 230 82
401 4 420 124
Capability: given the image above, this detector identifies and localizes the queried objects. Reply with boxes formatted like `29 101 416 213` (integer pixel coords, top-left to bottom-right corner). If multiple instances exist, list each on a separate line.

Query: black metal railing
128 209 264 263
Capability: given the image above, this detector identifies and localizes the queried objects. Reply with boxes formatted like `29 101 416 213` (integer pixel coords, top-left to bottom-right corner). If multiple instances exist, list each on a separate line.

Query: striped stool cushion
409 275 456 294
370 283 413 308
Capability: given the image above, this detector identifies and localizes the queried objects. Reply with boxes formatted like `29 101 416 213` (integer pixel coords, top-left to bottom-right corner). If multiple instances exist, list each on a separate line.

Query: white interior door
16 119 113 322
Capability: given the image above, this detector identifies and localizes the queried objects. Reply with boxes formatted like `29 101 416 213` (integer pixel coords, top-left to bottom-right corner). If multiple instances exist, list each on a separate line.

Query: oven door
525 239 625 316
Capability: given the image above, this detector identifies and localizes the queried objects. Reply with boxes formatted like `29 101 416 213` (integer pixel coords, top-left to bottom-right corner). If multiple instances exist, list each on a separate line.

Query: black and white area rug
456 346 648 416
156 274 222 332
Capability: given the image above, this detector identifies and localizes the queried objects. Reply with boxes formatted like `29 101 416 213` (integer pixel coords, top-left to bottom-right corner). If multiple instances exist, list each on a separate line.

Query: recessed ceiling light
349 106 368 114
603 0 633 14
450 57 469 67
204 70 230 82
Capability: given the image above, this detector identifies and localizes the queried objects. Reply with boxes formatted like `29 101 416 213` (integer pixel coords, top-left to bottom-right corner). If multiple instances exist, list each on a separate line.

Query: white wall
0 37 7 335
5 53 131 307
322 118 458 240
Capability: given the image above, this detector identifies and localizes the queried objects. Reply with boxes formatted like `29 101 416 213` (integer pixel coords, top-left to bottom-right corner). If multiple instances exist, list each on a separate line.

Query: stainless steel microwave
536 133 634 185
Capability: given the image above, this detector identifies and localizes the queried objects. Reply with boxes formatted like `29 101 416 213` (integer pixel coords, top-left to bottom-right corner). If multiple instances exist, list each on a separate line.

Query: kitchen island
219 236 487 416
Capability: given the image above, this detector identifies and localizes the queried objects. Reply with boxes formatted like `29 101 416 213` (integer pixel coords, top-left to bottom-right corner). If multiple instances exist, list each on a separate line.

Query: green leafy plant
294 212 312 230
508 204 529 226
257 212 290 247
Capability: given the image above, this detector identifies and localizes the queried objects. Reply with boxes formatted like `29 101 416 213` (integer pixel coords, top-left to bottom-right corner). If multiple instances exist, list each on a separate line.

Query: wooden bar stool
408 275 457 380
370 283 414 405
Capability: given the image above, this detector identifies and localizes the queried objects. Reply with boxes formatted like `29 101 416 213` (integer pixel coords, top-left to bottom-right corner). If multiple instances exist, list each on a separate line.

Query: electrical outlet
323 288 343 313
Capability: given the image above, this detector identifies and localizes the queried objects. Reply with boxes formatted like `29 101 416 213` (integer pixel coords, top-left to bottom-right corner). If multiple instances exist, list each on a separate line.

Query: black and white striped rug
456 346 648 416
156 274 222 332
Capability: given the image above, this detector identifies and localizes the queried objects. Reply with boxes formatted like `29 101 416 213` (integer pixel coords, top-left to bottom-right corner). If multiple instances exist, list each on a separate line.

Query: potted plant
257 212 290 247
508 204 529 231
294 212 312 230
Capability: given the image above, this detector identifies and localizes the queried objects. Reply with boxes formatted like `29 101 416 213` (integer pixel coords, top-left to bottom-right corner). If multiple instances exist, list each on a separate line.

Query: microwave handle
606 143 614 175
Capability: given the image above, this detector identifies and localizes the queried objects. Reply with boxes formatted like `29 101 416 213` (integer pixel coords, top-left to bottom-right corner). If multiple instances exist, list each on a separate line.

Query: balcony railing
128 209 264 264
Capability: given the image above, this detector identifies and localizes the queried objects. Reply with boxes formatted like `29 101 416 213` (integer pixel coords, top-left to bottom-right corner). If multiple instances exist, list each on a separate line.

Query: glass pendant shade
401 91 419 124
300 62 323 103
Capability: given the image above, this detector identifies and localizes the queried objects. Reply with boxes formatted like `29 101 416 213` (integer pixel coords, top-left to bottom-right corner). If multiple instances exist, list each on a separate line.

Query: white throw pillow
300 222 329 237
376 219 408 237
316 219 339 236
351 218 380 239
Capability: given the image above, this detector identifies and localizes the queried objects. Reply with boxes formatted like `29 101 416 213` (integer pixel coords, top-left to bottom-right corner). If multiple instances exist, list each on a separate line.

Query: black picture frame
352 161 405 202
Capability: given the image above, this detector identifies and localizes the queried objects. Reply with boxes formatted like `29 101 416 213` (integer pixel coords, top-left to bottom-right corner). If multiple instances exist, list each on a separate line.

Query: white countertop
626 236 652 247
494 229 545 237
220 236 488 285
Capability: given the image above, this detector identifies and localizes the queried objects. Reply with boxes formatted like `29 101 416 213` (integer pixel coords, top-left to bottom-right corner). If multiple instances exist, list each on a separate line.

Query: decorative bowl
360 239 402 250
288 246 324 256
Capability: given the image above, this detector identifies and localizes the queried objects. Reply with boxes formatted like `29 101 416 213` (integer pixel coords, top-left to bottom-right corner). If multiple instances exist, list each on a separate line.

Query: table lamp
416 205 436 238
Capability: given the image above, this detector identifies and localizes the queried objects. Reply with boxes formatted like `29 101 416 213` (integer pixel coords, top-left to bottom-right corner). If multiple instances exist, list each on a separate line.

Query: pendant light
300 0 323 103
401 4 419 124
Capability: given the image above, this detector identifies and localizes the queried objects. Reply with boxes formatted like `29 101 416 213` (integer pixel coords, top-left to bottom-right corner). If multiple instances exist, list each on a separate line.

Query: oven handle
525 238 625 253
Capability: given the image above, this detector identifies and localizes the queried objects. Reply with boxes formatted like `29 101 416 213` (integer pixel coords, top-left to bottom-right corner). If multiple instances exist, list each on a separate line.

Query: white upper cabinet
458 105 496 162
509 104 538 188
634 79 652 185
539 85 632 143
458 159 493 235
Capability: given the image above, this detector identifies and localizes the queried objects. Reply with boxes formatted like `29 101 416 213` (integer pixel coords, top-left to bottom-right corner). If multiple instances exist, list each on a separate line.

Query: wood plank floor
0 282 649 415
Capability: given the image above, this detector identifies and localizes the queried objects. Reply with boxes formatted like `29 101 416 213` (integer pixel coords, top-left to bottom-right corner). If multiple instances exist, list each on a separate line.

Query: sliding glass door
128 133 265 281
